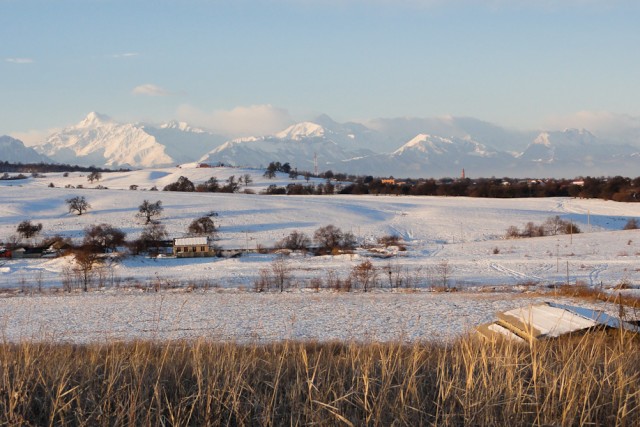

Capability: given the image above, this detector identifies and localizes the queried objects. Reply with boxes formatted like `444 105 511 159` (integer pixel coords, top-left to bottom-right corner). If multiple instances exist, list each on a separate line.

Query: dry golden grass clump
0 331 638 426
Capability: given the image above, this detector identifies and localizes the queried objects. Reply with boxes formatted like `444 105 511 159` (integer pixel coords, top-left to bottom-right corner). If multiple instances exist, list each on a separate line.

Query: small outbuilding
173 237 216 258
477 302 640 342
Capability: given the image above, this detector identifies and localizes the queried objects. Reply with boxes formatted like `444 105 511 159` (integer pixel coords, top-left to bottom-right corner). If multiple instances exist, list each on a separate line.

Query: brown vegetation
0 332 638 425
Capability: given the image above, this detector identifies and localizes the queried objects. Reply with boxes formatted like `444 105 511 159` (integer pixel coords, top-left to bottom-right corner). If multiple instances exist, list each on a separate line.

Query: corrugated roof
501 304 596 338
174 237 209 246
478 301 640 342
548 302 640 332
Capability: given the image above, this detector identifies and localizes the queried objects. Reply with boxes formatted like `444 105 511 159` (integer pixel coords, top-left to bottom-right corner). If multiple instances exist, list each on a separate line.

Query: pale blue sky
2 0 639 141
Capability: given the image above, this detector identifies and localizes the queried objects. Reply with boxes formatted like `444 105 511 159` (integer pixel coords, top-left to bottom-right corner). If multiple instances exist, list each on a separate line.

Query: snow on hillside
0 291 616 344
1 166 639 343
275 122 326 140
0 135 51 163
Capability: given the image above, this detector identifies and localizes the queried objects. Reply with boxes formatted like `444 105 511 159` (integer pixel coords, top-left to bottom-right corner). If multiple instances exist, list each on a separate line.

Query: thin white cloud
544 111 640 144
111 52 139 59
6 58 34 64
10 128 60 146
177 104 294 137
132 84 170 97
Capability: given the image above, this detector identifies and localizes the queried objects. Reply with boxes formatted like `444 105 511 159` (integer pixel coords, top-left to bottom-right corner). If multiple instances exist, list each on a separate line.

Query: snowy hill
32 113 225 168
1 166 639 343
0 136 52 163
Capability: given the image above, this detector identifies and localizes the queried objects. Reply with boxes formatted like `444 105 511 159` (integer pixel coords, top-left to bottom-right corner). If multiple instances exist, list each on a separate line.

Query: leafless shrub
271 256 292 292
434 259 453 289
253 257 292 292
350 260 378 292
505 225 520 238
377 234 401 247
277 230 311 251
73 249 102 291
507 216 581 239
624 218 639 230
383 262 412 288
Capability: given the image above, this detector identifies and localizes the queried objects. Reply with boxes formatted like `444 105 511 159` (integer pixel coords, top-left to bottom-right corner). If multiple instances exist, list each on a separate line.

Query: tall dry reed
0 331 638 426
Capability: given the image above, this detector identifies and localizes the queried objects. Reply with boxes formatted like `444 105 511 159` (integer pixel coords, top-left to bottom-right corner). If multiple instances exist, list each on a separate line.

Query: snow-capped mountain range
30 112 226 168
2 112 639 178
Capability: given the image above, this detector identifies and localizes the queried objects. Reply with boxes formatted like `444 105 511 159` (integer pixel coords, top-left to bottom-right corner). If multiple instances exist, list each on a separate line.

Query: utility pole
570 221 573 245
314 153 318 176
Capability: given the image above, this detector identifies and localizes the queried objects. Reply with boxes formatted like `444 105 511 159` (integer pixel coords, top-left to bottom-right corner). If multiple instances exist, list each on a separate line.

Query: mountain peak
77 112 113 128
159 120 204 133
275 122 326 140
404 134 454 148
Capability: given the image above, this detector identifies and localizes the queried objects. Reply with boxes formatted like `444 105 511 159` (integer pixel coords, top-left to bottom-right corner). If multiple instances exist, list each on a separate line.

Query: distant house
11 247 44 259
173 237 216 258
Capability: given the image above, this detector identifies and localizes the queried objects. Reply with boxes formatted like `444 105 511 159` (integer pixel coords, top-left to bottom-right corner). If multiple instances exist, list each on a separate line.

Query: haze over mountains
3 112 639 178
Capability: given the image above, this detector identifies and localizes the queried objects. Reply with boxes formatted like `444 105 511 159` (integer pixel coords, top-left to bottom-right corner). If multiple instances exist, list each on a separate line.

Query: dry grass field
1 329 638 426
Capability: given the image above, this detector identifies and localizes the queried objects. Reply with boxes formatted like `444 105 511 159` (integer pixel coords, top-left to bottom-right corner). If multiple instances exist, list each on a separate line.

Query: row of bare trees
275 225 356 255
162 174 252 193
506 216 581 239
255 256 455 293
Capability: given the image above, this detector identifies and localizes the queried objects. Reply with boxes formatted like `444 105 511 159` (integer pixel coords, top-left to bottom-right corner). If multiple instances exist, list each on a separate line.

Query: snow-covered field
1 165 639 343
0 291 626 344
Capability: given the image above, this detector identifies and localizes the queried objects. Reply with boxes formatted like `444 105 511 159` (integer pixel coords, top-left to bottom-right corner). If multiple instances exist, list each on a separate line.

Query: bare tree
137 200 163 224
313 225 357 254
434 259 453 289
87 171 102 183
196 177 220 192
163 176 195 192
220 175 240 193
83 223 126 253
278 230 311 251
188 216 216 236
271 256 291 292
505 225 520 238
351 260 377 292
73 248 101 291
242 173 253 187
66 196 91 216
16 220 43 240
139 222 168 255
